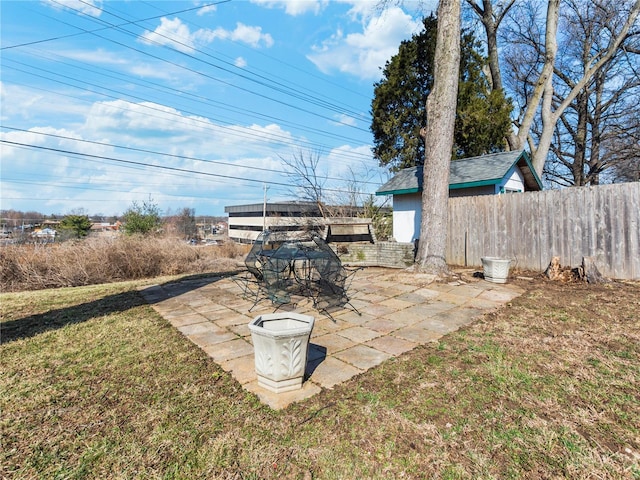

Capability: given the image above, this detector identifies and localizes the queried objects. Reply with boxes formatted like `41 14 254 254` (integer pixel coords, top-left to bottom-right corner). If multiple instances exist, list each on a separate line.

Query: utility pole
262 184 268 232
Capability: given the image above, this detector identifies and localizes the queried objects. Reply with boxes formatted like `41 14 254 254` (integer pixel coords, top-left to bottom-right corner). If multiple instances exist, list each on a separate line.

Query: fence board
446 182 640 280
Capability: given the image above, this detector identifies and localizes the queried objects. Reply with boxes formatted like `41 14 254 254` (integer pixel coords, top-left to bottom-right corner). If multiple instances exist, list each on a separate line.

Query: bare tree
416 0 461 275
608 114 640 183
279 149 328 217
476 0 640 176
383 0 640 179
503 0 640 184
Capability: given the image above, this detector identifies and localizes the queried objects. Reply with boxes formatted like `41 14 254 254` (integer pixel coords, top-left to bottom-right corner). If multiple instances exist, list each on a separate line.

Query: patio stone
450 284 486 298
392 325 443 344
378 297 414 311
177 321 219 336
381 307 428 326
312 332 356 355
478 287 523 302
168 313 209 328
308 356 363 389
362 317 399 334
365 335 418 356
228 323 251 338
334 344 392 370
215 311 253 328
156 305 195 319
244 380 322 409
403 301 458 318
415 317 459 335
193 302 230 316
433 292 473 306
189 330 238 348
219 354 256 385
141 266 524 409
337 326 382 343
395 292 432 304
334 310 374 325
411 287 441 300
202 338 254 362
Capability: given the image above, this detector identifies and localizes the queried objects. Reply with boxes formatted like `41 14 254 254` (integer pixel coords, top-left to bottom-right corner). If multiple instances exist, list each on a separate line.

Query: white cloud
55 48 128 66
307 6 422 80
80 100 295 161
333 113 358 127
1 97 303 215
43 0 103 17
140 18 274 52
140 17 198 53
249 0 328 16
52 48 199 84
326 144 375 173
206 23 274 48
197 4 218 16
234 57 248 68
0 82 89 121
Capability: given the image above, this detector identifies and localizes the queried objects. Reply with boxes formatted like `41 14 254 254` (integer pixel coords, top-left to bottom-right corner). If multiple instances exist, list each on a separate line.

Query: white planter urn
481 257 511 284
249 312 315 393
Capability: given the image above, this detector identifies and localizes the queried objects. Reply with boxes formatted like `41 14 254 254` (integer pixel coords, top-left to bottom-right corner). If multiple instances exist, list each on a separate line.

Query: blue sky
1 0 435 217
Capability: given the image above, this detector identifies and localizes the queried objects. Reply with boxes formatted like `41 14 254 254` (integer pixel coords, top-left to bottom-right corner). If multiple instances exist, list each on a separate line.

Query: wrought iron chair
309 235 362 316
249 249 296 312
234 231 268 302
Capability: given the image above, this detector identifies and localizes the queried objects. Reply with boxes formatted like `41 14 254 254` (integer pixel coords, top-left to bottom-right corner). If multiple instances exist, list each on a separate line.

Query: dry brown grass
1 272 639 478
0 236 248 292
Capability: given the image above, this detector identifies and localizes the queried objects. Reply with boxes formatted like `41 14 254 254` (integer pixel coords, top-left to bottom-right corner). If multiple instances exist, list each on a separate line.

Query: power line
81 0 371 123
0 1 232 50
2 1 380 171
22 0 372 131
1 140 380 197
3 54 374 155
1 126 381 185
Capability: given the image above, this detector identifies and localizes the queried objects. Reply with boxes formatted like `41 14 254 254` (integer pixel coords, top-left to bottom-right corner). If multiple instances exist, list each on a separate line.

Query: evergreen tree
371 15 512 172
122 201 162 236
59 215 92 239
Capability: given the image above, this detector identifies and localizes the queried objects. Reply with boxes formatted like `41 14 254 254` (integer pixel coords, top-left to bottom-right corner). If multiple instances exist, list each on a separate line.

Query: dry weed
0 236 246 292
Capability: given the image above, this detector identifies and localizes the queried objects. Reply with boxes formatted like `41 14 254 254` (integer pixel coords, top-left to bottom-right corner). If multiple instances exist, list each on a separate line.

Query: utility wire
1 126 382 185
78 0 370 122
1 140 380 197
0 1 231 50
37 0 371 130
4 51 373 152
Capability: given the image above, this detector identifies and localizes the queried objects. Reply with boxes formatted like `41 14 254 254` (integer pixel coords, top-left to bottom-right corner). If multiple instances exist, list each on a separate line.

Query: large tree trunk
416 0 460 275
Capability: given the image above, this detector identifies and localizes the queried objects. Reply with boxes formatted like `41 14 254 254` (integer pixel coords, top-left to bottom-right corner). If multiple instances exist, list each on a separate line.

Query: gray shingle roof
376 151 542 195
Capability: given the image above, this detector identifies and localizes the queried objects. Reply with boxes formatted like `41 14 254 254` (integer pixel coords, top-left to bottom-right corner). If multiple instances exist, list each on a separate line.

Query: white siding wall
499 166 525 192
392 193 422 243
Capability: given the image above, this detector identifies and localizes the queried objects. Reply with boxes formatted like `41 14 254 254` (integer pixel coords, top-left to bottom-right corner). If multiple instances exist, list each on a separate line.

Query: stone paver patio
139 267 523 409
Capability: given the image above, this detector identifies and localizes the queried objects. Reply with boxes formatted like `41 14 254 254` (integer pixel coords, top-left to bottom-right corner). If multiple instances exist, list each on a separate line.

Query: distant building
225 201 376 244
31 228 57 241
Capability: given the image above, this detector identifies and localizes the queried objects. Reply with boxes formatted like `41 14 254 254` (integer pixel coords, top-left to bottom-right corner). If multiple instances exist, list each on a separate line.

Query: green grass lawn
2 274 639 479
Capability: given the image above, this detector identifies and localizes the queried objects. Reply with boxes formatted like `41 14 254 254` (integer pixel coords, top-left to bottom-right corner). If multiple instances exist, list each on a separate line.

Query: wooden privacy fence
446 182 640 280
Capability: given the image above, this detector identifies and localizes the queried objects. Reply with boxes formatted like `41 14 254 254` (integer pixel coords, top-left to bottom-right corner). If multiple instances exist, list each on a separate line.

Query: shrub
0 236 247 292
